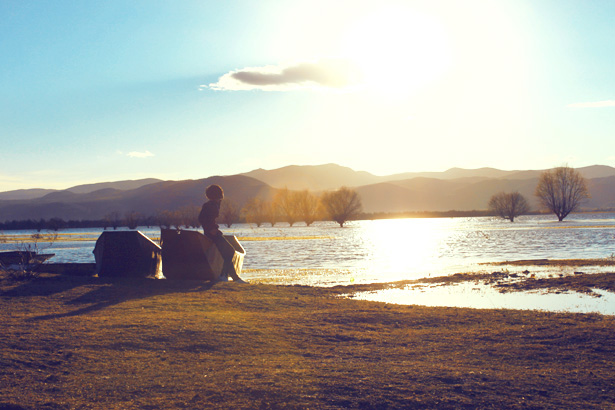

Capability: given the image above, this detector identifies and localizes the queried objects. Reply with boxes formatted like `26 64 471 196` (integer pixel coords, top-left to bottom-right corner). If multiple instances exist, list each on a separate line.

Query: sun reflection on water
360 218 449 277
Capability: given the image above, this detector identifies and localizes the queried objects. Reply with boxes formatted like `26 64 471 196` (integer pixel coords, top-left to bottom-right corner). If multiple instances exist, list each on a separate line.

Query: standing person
198 184 246 283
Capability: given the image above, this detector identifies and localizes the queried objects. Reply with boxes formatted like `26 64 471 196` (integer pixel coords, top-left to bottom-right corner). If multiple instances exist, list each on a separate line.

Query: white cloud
204 59 362 91
567 100 615 108
127 150 155 158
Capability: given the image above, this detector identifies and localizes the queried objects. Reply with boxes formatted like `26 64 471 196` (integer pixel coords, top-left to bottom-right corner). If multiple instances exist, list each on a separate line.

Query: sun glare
341 6 451 95
363 219 447 278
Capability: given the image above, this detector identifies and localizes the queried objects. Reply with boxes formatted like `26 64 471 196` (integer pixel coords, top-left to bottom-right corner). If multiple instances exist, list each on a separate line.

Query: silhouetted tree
36 219 46 232
535 166 589 221
124 211 141 229
144 215 158 228
488 192 529 222
296 190 321 226
177 205 200 228
104 211 122 230
321 187 362 227
274 188 300 226
265 201 280 227
242 198 267 227
219 200 241 228
156 210 179 229
47 217 67 231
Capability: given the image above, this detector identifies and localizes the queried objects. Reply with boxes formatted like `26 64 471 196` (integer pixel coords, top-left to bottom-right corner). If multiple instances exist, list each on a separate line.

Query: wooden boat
93 231 162 278
160 229 245 280
0 251 55 268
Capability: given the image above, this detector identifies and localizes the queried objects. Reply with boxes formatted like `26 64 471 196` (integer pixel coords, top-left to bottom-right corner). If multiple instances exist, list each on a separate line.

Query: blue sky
1 0 613 190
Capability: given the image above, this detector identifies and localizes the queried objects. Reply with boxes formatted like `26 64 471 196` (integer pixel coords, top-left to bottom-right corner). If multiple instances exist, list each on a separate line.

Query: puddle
348 282 615 315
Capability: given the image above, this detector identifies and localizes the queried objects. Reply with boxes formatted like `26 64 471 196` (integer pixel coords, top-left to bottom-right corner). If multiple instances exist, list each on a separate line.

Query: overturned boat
0 251 55 270
93 231 162 278
160 229 245 281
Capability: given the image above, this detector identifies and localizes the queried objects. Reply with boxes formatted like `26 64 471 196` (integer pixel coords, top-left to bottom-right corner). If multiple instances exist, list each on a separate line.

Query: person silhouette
198 184 246 283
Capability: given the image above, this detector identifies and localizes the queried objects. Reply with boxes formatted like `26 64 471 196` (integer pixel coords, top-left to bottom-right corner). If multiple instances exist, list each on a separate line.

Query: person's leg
213 235 247 282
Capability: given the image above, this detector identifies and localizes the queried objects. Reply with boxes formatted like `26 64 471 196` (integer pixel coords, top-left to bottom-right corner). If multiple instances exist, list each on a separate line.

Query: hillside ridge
1 164 614 220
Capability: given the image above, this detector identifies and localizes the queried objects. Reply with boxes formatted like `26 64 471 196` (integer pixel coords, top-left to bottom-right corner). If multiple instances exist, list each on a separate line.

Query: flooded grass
0 233 331 243
317 260 615 292
238 236 332 241
333 259 615 315
1 271 615 409
488 258 615 267
1 233 98 243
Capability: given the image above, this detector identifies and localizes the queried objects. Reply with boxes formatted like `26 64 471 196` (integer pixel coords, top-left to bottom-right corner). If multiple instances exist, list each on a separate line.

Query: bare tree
177 205 200 228
219 200 241 228
265 201 280 227
47 217 66 231
156 210 180 229
488 192 529 222
535 166 590 221
104 211 121 230
274 188 300 226
242 198 267 227
124 211 141 229
295 190 321 226
321 187 363 227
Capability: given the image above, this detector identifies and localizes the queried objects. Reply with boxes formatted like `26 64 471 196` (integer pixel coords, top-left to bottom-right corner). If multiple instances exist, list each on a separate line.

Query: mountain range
1 164 615 221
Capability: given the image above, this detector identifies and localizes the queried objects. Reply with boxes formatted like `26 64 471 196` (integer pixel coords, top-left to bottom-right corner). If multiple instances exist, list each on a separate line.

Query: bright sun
341 6 451 95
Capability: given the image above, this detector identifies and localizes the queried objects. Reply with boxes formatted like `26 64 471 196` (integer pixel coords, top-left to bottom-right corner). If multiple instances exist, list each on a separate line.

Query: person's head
205 184 224 201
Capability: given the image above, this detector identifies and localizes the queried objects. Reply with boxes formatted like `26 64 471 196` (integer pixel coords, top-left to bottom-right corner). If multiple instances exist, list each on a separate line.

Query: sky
0 0 614 190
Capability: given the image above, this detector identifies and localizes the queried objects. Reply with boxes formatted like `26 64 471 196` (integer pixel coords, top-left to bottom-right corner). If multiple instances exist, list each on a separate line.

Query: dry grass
1 271 615 409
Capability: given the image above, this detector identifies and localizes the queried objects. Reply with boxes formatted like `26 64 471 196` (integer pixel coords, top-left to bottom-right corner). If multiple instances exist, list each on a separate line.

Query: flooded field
2 213 615 314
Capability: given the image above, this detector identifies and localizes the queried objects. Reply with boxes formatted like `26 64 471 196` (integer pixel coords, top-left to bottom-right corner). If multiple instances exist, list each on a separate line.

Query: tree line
489 165 590 222
0 186 364 231
144 186 363 229
233 187 362 228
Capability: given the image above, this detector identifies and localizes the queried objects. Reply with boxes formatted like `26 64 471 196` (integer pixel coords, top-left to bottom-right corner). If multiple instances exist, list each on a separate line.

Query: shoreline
324 259 615 294
24 258 615 315
325 259 615 316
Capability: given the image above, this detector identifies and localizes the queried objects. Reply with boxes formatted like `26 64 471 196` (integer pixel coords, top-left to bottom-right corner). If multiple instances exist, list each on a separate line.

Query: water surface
2 213 614 314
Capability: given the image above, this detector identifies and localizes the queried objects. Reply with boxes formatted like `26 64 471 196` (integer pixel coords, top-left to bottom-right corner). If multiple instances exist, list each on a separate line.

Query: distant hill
495 165 615 182
243 164 615 190
0 178 162 201
356 170 615 213
66 178 163 194
587 176 615 209
242 164 615 213
385 167 523 182
0 176 274 221
0 188 58 201
1 164 614 221
241 163 382 190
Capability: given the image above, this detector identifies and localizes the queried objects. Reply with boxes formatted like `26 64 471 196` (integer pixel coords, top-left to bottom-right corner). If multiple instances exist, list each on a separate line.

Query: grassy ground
1 269 615 409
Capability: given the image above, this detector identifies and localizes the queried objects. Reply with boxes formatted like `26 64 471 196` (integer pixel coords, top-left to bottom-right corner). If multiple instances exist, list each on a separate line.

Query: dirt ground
1 263 615 409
